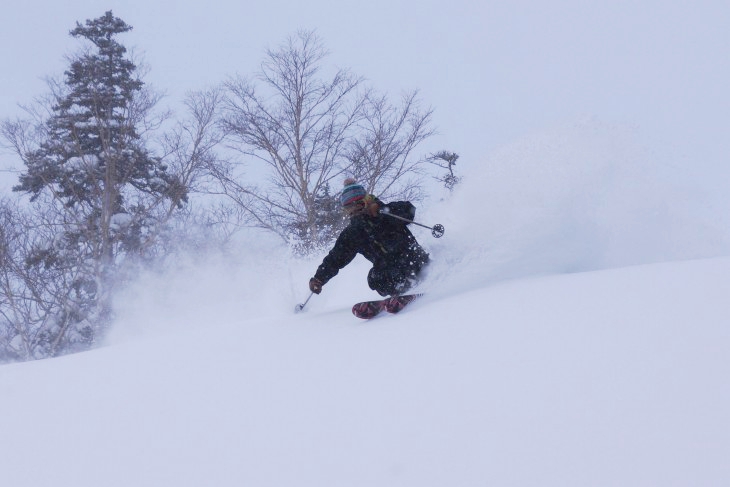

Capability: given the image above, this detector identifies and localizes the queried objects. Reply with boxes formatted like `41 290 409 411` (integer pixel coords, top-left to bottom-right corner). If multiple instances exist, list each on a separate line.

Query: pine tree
16 11 185 249
11 11 186 354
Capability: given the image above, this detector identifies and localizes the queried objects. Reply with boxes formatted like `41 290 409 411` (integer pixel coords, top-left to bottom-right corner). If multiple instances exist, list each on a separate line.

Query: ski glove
309 277 324 294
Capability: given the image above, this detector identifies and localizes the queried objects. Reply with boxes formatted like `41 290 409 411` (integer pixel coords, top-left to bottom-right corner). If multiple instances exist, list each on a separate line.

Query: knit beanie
340 178 367 207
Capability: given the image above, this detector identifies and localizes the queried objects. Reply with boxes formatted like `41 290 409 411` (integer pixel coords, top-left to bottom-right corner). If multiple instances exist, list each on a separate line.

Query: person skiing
308 179 430 302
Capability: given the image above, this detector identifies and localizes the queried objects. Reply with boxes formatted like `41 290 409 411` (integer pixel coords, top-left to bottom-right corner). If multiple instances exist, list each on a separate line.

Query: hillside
1 120 729 486
1 255 729 486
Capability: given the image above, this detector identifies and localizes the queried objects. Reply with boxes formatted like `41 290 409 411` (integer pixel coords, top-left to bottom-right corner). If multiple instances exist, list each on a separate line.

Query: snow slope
1 120 729 486
1 257 729 487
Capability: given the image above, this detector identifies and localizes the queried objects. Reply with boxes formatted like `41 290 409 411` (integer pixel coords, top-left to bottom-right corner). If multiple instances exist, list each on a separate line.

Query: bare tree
0 199 33 361
146 87 237 259
215 30 439 253
217 30 365 250
346 90 435 201
427 150 460 192
0 197 92 360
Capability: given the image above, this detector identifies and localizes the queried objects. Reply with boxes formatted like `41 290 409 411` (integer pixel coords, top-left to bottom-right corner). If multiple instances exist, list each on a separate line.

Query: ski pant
367 258 428 297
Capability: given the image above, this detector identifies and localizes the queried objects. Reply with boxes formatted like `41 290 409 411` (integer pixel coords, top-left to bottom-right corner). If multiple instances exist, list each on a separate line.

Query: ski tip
352 300 384 319
351 294 423 319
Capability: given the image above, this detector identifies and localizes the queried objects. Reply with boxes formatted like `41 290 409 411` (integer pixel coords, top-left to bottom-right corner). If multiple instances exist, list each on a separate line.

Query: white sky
1 0 729 188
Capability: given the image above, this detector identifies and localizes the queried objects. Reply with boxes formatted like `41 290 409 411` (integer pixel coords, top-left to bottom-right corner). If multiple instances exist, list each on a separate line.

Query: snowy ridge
2 120 730 486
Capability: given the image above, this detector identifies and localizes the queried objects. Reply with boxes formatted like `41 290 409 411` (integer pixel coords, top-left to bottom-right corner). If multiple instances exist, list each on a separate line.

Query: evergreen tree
16 11 185 248
11 11 186 354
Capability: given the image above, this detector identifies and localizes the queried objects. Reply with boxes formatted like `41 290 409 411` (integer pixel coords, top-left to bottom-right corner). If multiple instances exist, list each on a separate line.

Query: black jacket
314 201 429 285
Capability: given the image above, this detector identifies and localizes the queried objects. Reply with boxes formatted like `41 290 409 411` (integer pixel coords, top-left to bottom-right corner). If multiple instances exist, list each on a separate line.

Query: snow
1 120 730 486
110 212 132 230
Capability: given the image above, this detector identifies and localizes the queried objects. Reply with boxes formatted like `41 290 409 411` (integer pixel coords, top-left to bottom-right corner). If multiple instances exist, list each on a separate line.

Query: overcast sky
2 0 728 189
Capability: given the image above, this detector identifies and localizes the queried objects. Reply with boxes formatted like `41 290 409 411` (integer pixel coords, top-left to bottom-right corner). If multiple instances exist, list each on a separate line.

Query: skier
308 179 430 308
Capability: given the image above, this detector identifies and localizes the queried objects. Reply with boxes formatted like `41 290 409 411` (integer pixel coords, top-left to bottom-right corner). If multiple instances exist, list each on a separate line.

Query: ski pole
295 292 314 313
382 211 445 238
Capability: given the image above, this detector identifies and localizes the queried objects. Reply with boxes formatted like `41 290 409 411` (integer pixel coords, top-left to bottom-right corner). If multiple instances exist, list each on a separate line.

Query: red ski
351 294 422 319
